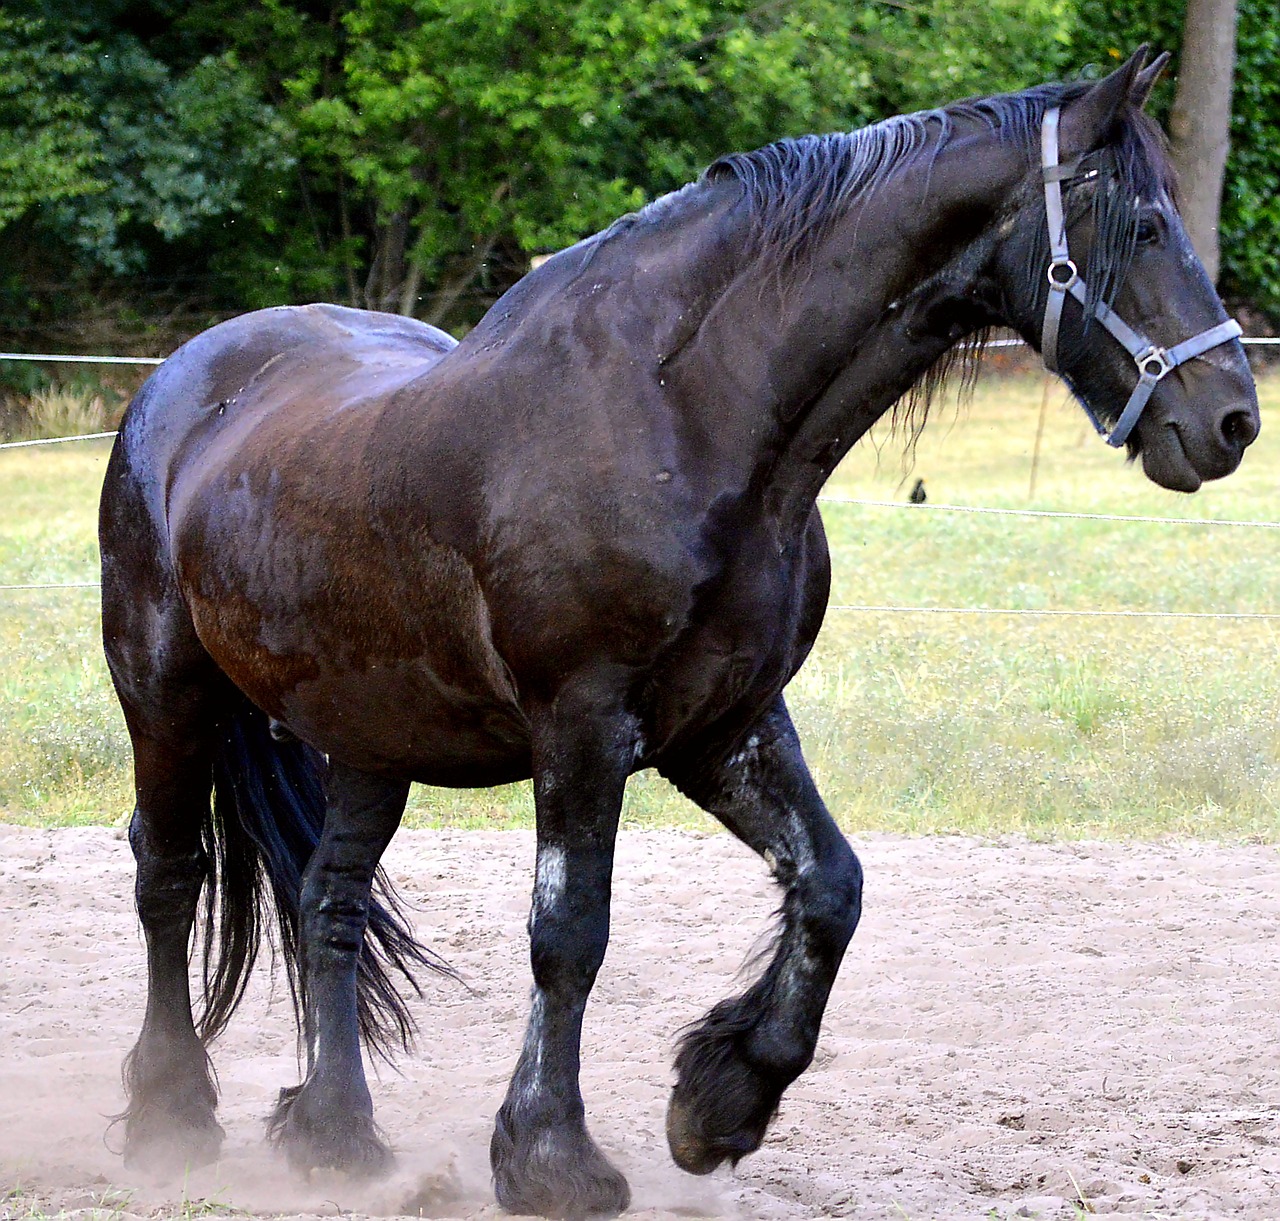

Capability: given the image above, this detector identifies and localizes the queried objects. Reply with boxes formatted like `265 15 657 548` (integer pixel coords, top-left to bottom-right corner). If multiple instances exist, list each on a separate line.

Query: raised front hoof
122 1113 225 1174
269 1086 394 1179
491 1108 631 1219
665 1092 761 1176
666 1033 786 1176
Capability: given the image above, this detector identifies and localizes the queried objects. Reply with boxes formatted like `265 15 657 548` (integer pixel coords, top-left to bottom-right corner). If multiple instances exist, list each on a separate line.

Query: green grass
2 370 1279 839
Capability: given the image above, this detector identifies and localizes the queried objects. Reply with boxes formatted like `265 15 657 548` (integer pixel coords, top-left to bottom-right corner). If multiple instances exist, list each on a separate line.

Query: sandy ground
2 825 1279 1220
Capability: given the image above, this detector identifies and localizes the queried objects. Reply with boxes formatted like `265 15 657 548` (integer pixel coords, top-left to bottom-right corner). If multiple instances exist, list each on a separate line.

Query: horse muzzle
1135 376 1260 492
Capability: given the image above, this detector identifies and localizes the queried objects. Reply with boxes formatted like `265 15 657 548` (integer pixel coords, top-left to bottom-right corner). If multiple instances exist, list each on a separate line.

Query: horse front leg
659 695 862 1175
269 765 409 1176
491 686 635 1218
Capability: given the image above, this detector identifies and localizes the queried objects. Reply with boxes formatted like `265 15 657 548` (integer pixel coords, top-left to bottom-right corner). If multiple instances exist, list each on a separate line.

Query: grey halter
1039 106 1242 448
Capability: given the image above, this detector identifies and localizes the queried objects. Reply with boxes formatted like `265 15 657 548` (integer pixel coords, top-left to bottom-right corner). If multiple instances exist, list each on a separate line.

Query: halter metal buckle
1047 258 1078 291
1134 345 1173 382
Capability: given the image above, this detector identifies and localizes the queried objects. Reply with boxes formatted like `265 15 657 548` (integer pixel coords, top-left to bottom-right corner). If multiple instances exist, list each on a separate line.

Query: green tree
0 17 100 226
50 42 294 276
15 0 1273 342
1221 7 1280 323
272 0 1075 326
0 8 298 343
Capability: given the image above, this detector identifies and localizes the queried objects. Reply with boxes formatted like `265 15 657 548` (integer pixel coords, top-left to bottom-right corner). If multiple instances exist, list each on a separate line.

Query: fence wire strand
0 431 118 450
0 352 164 365
817 494 1280 529
0 338 1278 365
6 436 1280 531
3 583 1276 622
0 582 100 591
827 605 1280 619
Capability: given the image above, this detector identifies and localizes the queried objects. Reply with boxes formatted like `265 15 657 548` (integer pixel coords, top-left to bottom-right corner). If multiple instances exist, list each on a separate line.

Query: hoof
269 1086 393 1178
491 1107 630 1218
666 1090 761 1176
119 1040 222 1173
666 1027 788 1175
123 1114 225 1173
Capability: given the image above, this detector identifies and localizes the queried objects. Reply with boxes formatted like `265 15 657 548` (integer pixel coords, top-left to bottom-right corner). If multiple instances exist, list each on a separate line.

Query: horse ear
1058 46 1150 157
1131 50 1172 111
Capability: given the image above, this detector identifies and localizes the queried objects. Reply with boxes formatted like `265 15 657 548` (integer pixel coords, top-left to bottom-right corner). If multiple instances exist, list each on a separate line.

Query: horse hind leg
658 696 862 1175
115 694 226 1170
267 763 410 1176
102 479 228 1169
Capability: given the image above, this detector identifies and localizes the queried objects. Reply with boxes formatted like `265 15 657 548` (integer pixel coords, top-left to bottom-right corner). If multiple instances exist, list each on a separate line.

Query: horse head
989 47 1258 491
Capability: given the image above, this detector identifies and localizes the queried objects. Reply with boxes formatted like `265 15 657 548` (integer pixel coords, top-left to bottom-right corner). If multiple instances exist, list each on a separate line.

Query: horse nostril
1219 407 1259 451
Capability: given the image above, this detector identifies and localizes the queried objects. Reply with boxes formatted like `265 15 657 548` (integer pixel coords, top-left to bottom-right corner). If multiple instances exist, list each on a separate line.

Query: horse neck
669 129 1029 523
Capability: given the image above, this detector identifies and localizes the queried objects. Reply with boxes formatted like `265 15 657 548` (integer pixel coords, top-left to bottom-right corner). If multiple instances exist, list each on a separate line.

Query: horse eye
1136 216 1161 246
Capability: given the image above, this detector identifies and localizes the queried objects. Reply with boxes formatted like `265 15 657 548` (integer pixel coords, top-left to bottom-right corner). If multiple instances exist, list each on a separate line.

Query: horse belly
179 506 530 784
275 660 532 786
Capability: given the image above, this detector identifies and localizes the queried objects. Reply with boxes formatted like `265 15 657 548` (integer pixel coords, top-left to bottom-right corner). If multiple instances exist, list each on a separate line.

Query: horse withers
100 48 1256 1218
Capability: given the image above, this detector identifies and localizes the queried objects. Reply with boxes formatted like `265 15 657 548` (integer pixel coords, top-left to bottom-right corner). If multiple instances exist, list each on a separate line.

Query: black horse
100 50 1257 1218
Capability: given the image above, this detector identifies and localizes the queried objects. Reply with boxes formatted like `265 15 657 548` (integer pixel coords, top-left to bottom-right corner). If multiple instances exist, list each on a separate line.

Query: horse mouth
1138 421 1202 493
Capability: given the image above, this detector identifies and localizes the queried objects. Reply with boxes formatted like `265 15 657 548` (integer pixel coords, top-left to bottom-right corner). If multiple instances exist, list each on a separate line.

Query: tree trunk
337 178 360 306
1168 0 1238 283
364 209 410 312
423 180 512 329
425 232 499 329
397 259 424 316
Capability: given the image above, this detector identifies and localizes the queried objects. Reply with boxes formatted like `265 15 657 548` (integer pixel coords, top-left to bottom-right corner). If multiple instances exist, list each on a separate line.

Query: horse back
113 304 455 523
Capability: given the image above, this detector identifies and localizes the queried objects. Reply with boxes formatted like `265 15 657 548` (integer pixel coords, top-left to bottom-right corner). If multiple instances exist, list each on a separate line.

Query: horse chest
640 564 821 751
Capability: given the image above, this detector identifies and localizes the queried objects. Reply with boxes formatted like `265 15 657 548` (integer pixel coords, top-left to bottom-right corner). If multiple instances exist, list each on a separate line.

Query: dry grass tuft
2 385 122 443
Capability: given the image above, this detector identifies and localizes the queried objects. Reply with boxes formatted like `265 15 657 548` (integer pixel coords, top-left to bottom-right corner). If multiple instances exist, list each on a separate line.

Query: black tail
196 701 452 1059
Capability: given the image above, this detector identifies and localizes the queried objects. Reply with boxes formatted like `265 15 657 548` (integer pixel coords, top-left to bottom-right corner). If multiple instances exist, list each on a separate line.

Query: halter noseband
1039 107 1242 448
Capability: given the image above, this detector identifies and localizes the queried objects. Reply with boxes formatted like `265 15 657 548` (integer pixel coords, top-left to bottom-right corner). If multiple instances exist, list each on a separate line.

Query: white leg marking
533 844 567 919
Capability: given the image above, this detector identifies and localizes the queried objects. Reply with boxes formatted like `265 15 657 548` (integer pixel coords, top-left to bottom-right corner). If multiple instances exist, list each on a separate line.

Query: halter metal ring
1047 258 1078 291
1135 345 1173 381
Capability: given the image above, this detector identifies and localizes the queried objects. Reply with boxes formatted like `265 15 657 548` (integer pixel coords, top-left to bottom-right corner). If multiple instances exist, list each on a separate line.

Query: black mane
696 79 1176 440
702 80 1173 289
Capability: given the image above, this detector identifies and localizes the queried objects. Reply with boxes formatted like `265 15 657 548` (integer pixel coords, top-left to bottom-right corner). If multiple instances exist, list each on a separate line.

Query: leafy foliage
0 0 1275 345
0 17 101 227
51 42 293 275
1221 5 1280 321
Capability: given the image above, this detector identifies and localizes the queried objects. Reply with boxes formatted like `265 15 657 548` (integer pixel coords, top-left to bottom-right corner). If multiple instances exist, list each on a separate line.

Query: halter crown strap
1038 106 1243 448
1039 107 1073 375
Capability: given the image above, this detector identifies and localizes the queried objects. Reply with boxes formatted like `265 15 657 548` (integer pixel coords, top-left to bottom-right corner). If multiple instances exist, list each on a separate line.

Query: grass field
2 368 1278 839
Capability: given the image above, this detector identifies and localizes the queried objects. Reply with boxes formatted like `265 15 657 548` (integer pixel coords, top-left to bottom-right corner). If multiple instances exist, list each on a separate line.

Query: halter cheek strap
1039 107 1242 448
